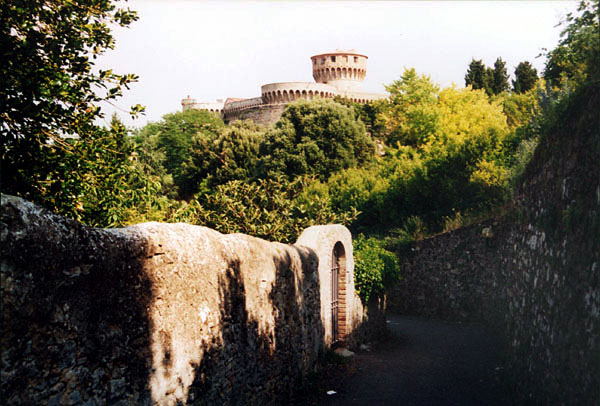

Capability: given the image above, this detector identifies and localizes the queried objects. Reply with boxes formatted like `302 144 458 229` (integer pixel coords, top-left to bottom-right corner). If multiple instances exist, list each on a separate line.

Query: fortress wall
224 104 287 126
388 85 600 404
261 82 337 104
337 90 387 102
182 99 224 113
184 50 387 118
223 90 387 126
1 195 366 405
222 97 263 112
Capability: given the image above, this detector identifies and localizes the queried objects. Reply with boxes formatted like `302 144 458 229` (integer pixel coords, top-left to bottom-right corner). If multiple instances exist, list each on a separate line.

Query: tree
492 57 510 94
383 68 440 146
76 115 163 227
333 96 387 139
414 85 511 220
501 87 540 129
543 0 600 88
1 0 145 218
134 109 225 198
327 166 392 231
379 80 512 231
512 61 538 93
465 59 493 95
257 99 374 180
181 120 264 194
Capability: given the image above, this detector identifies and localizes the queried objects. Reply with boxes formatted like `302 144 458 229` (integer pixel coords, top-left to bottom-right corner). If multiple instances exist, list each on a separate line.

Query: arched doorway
331 242 347 342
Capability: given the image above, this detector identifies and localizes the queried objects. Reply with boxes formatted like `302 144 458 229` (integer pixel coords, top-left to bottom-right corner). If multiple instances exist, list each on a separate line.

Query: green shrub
353 235 401 303
256 98 374 180
172 176 358 243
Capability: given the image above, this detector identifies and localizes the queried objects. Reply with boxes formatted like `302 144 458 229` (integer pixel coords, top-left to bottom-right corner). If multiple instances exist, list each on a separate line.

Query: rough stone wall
389 84 600 404
0 196 361 405
224 104 287 126
388 220 508 323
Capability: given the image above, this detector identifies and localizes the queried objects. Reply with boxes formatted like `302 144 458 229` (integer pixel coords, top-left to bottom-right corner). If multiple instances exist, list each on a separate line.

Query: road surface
306 314 511 405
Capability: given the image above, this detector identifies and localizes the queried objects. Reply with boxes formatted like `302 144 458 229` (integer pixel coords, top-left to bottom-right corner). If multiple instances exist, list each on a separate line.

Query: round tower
181 95 195 111
311 50 368 91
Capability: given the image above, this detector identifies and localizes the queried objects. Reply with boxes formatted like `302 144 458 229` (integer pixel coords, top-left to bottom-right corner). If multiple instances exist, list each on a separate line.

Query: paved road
310 314 511 406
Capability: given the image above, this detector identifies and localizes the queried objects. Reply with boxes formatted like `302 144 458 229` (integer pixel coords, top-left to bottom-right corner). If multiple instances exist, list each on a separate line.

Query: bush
182 120 264 191
353 235 401 303
257 98 374 180
173 176 358 243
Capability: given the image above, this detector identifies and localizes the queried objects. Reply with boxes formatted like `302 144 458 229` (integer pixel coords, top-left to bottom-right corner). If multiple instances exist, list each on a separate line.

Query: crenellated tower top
310 50 368 91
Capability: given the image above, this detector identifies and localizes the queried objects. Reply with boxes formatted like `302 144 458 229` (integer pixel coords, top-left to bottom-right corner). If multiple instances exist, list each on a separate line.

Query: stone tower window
344 55 348 62
321 58 325 65
354 56 358 63
331 56 336 62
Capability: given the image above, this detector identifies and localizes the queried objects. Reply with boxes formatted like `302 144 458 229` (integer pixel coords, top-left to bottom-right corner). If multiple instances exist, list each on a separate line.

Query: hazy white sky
97 0 578 128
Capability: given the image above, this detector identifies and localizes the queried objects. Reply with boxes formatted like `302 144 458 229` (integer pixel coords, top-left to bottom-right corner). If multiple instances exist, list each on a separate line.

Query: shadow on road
304 314 511 406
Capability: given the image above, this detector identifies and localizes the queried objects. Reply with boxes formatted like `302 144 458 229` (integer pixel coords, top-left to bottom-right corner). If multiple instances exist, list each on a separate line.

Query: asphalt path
309 314 511 406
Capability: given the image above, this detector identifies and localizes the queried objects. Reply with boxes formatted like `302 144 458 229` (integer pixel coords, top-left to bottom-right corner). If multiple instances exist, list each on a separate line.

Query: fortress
181 50 388 126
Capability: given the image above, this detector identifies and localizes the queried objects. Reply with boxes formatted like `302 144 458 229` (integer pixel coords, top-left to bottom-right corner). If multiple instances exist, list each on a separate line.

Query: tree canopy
133 109 225 198
383 68 440 146
512 61 538 94
465 58 511 96
492 57 510 95
1 0 145 222
465 59 493 96
543 0 599 88
257 98 374 180
182 120 264 192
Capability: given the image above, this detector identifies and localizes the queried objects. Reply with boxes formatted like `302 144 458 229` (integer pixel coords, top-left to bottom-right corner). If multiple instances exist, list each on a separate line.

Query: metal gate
331 246 339 342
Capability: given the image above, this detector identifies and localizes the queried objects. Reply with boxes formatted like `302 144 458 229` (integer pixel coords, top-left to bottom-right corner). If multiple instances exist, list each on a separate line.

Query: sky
97 0 579 128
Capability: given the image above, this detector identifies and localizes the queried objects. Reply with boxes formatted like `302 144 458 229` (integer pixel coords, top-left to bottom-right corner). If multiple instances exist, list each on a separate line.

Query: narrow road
310 314 511 405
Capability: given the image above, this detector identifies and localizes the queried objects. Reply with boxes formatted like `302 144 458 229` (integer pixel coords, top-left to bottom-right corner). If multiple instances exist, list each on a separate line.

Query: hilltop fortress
181 50 388 126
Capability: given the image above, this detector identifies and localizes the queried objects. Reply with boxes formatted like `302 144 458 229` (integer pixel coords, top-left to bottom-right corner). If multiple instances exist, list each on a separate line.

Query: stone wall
389 84 600 404
389 219 508 323
224 103 287 126
0 196 365 405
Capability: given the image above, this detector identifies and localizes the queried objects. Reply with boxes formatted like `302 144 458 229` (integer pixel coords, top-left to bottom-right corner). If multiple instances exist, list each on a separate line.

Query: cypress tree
513 61 538 93
465 59 488 92
492 57 510 94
